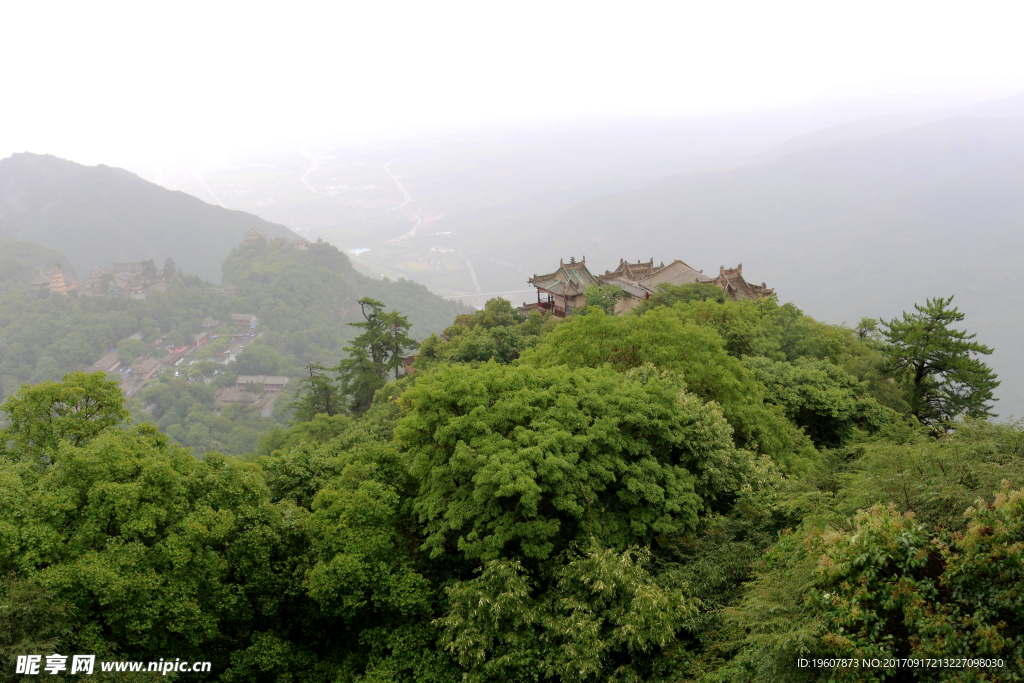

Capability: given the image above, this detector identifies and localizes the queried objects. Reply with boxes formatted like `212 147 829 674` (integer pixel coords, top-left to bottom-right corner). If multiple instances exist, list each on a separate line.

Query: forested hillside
0 239 466 455
223 239 468 364
2 286 1017 681
0 153 299 281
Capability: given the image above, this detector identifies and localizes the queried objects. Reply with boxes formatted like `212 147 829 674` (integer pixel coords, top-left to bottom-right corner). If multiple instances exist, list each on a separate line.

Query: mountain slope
536 116 1024 416
0 153 299 281
0 237 76 291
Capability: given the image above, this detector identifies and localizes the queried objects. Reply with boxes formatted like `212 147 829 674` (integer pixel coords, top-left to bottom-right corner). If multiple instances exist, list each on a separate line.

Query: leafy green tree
380 309 420 379
162 257 179 282
397 362 776 563
745 356 895 448
349 297 388 366
99 271 116 293
235 344 282 375
633 282 729 314
581 284 625 314
438 542 696 683
0 371 128 462
448 297 525 331
0 575 76 670
117 337 147 362
141 258 158 281
335 347 386 415
292 363 342 421
257 413 352 462
882 296 999 426
0 423 308 672
520 308 817 472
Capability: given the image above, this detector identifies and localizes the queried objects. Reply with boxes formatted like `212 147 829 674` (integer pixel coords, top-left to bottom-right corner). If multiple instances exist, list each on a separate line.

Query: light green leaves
0 371 128 463
398 362 759 562
438 541 696 683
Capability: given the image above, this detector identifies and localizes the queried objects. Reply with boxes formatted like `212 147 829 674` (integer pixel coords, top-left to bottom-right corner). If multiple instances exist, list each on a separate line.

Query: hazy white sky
3 0 1023 167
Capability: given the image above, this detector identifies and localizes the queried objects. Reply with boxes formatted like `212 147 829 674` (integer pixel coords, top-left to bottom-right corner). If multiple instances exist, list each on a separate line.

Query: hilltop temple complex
525 256 773 316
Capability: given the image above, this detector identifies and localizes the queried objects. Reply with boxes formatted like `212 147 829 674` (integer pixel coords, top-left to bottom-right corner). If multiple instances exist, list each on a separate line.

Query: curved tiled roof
640 260 713 288
528 257 599 297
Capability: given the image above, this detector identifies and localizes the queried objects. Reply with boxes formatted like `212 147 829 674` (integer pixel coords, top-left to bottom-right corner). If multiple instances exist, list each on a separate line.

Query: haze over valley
105 91 1024 416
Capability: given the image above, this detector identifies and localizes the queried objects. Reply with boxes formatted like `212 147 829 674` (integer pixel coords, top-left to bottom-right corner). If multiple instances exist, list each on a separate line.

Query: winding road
383 162 412 212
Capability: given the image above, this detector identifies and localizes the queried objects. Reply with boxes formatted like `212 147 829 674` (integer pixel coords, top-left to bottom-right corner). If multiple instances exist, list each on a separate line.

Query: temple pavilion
526 256 601 317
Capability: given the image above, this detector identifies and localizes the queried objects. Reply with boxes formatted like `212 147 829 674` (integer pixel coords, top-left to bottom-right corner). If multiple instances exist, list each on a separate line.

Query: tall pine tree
882 296 999 426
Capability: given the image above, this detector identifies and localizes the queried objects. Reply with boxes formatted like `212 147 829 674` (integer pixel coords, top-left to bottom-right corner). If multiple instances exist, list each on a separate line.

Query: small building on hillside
81 267 109 296
90 351 122 373
236 375 288 395
131 357 163 380
201 316 221 330
230 314 259 331
214 387 261 409
527 256 600 317
28 274 51 293
242 227 267 245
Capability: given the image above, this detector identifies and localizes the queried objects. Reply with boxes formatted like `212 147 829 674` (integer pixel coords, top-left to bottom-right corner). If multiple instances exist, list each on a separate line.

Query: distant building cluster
29 262 170 299
87 312 261 401
525 256 774 317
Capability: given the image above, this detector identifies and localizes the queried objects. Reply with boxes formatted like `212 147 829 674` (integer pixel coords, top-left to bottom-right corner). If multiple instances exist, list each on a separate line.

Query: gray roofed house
131 357 163 379
90 351 122 373
236 375 288 394
231 314 259 329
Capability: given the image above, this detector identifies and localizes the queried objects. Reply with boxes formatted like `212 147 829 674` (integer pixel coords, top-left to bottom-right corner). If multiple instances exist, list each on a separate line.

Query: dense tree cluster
1 281 1017 681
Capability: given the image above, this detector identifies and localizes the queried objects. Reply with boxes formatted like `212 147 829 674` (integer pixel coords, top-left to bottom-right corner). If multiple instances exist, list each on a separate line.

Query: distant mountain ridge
0 153 300 282
760 91 1024 160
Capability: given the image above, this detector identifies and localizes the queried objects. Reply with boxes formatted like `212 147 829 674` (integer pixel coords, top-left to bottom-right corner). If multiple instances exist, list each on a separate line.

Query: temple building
243 226 267 245
82 266 110 296
526 256 600 317
48 264 76 295
599 258 715 313
524 256 773 316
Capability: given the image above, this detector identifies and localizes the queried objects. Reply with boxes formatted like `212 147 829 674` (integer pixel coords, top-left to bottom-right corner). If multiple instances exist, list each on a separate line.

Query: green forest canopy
1 283 1018 681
